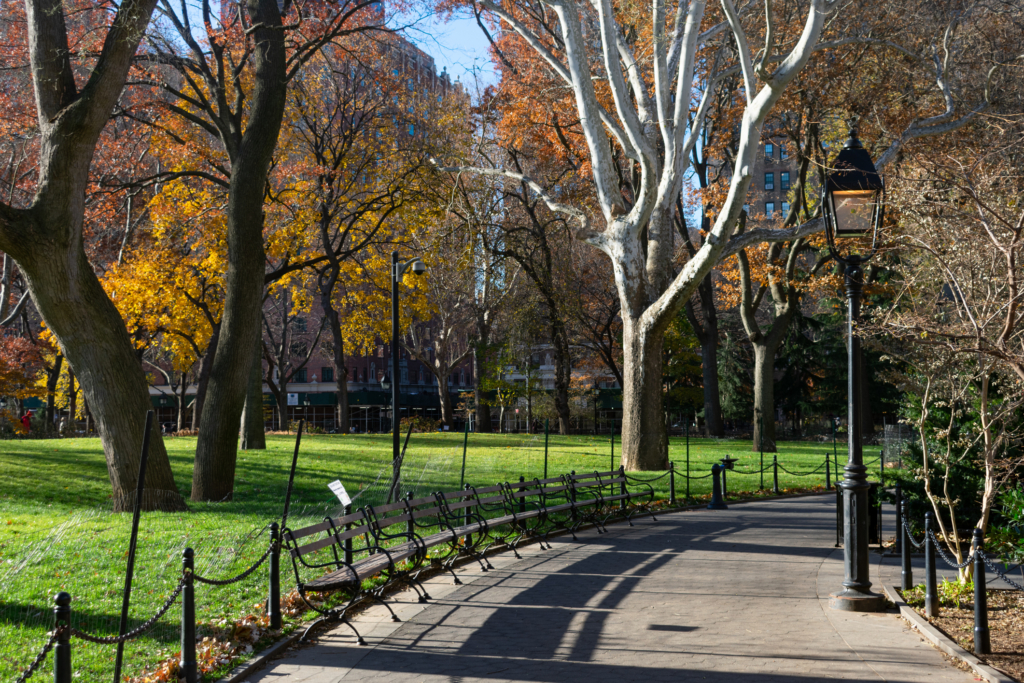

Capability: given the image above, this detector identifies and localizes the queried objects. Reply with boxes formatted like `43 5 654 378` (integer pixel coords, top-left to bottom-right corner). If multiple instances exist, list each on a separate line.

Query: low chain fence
897 497 1024 657
5 430 838 682
10 531 280 683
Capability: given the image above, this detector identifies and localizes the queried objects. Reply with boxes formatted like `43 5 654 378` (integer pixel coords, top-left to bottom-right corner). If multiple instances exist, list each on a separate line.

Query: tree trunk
700 338 725 437
240 327 266 449
551 322 572 435
177 376 188 432
337 366 349 434
323 300 350 434
273 386 289 432
684 274 725 437
191 325 219 431
472 344 492 433
44 354 63 432
68 371 77 431
438 378 454 426
191 0 287 502
620 321 668 471
19 253 183 510
751 342 779 453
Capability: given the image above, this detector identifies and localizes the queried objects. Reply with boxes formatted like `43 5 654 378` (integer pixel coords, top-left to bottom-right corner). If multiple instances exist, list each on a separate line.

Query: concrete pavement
247 496 978 682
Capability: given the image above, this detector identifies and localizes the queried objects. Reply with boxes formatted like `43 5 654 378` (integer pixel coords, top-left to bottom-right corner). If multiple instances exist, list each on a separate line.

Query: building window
460 370 466 385
321 367 334 382
764 173 774 191
780 144 788 160
295 368 307 383
764 143 774 160
370 362 376 381
780 172 790 191
401 368 408 382
352 367 359 382
781 201 790 215
765 202 776 216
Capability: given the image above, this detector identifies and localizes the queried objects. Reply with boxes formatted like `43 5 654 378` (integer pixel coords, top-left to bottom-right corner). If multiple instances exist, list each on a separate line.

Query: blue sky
396 12 498 89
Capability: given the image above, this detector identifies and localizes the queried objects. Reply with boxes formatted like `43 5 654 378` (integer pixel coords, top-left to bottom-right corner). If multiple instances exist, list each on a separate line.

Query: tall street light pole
824 124 886 613
383 251 426 503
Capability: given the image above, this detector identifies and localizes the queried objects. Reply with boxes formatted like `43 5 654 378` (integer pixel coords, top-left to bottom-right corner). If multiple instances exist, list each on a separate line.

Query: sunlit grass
0 432 848 680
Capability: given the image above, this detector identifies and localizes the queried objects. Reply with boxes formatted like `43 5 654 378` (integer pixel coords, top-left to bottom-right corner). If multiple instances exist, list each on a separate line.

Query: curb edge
882 585 1015 683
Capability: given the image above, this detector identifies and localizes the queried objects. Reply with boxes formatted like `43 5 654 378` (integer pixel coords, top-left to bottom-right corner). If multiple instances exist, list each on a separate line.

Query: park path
247 496 977 682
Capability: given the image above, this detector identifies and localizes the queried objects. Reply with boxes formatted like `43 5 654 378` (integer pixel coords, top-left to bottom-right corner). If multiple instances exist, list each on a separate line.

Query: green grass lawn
0 431 861 681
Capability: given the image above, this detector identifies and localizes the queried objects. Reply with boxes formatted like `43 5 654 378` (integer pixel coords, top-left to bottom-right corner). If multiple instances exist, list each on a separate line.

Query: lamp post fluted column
822 124 886 612
830 258 884 611
389 251 401 502
384 252 426 503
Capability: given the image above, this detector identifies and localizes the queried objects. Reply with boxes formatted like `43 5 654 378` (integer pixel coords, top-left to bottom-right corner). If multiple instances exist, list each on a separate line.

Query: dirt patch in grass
902 586 1024 682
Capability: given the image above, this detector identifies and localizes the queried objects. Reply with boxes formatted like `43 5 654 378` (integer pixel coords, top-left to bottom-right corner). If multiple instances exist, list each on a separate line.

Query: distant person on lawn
21 410 32 433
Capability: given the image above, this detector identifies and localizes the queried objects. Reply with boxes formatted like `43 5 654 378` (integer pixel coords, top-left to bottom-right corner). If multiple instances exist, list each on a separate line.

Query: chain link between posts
13 629 61 683
13 540 276 677
69 577 187 644
192 542 276 586
777 461 828 477
980 551 1024 591
624 471 670 484
927 530 975 569
902 516 925 549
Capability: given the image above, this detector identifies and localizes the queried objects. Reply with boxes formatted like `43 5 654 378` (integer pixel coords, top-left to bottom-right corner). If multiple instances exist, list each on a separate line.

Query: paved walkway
249 496 978 682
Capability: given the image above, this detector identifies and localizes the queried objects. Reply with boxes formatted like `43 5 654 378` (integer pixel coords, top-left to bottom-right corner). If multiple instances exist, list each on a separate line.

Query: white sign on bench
328 480 351 507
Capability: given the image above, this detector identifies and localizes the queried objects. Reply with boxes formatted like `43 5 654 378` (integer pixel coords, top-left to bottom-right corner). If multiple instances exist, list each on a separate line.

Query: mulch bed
901 588 1024 682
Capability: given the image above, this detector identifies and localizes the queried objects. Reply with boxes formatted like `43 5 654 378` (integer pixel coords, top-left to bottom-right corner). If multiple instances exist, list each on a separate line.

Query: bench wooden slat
293 525 367 557
288 512 367 541
478 494 506 505
412 506 445 520
373 513 412 529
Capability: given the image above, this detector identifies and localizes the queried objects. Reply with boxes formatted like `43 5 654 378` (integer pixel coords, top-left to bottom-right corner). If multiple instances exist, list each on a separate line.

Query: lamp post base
829 590 886 612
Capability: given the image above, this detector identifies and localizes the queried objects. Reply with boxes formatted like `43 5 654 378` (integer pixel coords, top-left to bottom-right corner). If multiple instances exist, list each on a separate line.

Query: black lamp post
824 124 886 612
385 251 426 503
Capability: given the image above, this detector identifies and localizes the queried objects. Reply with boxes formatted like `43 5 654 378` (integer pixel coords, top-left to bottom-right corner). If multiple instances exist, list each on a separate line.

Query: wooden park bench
282 467 657 643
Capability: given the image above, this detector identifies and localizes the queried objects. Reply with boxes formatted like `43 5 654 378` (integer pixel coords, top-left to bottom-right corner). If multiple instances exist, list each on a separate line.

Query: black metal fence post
181 548 197 683
346 503 355 564
924 512 939 618
569 471 577 523
463 484 473 547
53 592 71 683
900 499 913 591
894 485 903 555
685 442 691 501
619 466 626 510
544 419 549 479
669 462 676 505
973 528 990 655
826 454 831 490
405 493 413 538
268 523 281 630
880 449 885 482
772 455 780 494
708 465 727 510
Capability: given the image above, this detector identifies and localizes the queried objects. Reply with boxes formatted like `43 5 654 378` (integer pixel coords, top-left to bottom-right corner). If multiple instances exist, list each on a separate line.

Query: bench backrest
287 509 371 560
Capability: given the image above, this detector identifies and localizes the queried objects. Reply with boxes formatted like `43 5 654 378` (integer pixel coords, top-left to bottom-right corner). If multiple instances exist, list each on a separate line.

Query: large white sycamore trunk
455 0 845 469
